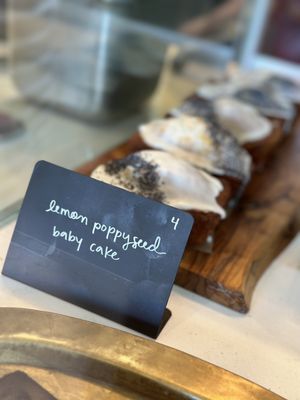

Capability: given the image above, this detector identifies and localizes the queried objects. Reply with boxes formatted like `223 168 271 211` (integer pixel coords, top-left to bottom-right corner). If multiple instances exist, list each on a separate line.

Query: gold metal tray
0 308 283 399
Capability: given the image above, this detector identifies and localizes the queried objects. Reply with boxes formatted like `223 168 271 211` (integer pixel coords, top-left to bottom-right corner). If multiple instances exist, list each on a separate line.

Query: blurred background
0 0 300 222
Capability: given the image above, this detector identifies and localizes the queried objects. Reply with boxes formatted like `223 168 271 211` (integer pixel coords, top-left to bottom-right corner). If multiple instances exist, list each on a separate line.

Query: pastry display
91 150 229 249
74 60 300 314
89 65 297 254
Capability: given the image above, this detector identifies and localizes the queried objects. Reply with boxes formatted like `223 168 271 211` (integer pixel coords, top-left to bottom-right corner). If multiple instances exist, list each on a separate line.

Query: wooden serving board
77 127 300 313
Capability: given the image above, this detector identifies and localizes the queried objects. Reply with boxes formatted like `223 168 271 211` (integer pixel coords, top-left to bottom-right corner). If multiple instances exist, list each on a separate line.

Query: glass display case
0 4 300 399
0 0 242 222
0 0 299 223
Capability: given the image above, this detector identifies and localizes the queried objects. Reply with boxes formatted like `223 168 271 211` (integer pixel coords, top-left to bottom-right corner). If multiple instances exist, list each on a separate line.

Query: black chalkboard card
2 161 193 338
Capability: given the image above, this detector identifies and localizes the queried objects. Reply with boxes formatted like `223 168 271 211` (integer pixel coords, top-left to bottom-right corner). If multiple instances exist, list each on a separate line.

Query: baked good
234 86 294 127
213 97 277 168
220 66 297 133
138 115 251 202
198 77 294 129
196 80 295 167
234 88 294 162
213 97 272 144
170 95 274 168
91 150 230 250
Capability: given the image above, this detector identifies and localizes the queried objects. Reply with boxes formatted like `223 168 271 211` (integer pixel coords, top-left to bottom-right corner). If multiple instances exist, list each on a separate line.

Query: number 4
171 217 180 230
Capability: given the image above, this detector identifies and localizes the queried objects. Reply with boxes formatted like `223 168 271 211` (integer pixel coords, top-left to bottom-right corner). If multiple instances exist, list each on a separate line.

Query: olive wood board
0 308 284 399
77 127 300 313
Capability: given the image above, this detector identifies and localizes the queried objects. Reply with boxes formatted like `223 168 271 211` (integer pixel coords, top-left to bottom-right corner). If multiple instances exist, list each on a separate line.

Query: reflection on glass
178 0 245 44
123 0 246 45
8 0 168 120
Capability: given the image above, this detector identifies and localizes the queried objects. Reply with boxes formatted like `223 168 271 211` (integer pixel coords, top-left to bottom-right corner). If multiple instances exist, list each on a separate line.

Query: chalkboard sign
2 161 193 337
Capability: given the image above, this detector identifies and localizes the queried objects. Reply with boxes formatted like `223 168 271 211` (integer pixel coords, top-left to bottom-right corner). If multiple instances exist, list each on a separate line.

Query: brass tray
0 308 283 399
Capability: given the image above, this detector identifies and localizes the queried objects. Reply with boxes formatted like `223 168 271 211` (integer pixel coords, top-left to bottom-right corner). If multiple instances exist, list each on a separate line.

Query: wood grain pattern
77 126 300 313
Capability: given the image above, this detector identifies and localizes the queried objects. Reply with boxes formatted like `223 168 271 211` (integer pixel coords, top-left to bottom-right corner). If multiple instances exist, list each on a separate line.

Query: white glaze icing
138 115 251 184
139 116 219 172
91 150 226 218
214 97 272 144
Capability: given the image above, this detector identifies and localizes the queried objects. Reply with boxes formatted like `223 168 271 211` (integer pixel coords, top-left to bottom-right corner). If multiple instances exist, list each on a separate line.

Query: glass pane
0 0 164 219
0 0 247 221
129 0 246 45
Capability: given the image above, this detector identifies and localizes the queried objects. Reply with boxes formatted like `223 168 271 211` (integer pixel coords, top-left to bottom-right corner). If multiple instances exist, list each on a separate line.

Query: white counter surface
1 221 300 399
